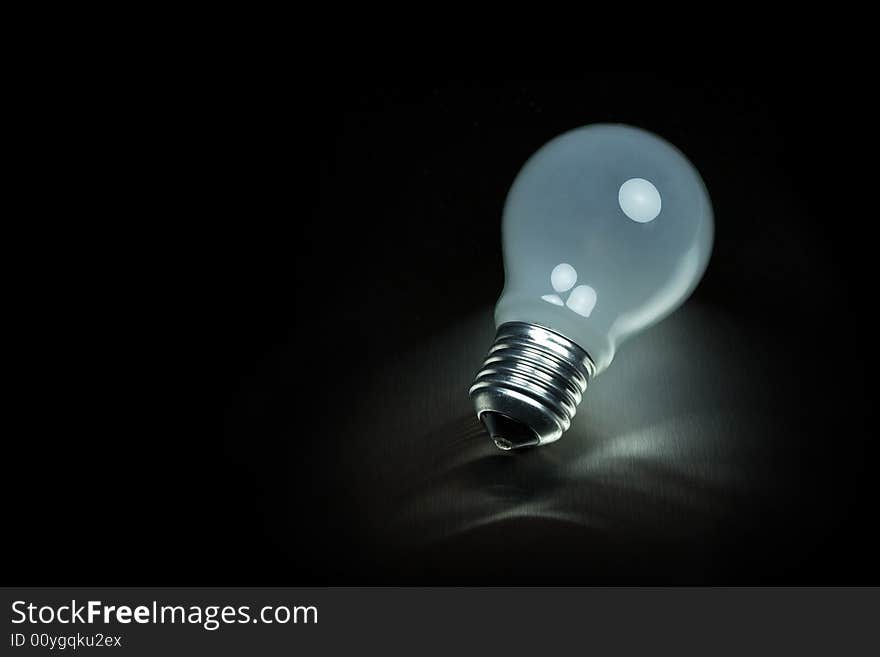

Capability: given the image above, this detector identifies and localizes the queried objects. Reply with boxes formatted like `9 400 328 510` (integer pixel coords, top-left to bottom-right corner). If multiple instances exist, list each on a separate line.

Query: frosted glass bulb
470 124 714 450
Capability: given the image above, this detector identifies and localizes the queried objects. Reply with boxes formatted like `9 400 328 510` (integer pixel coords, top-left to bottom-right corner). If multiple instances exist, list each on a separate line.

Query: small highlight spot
550 263 577 292
566 285 597 317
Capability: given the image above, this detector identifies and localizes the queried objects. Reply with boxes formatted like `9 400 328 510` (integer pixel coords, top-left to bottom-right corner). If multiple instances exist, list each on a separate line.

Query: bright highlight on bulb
470 124 714 450
618 177 662 223
550 263 578 292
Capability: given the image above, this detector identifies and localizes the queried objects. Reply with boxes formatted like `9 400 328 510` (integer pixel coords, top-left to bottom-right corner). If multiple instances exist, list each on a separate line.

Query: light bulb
470 124 714 450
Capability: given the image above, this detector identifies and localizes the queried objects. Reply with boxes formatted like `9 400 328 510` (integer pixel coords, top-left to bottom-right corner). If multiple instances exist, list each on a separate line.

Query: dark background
8 75 876 584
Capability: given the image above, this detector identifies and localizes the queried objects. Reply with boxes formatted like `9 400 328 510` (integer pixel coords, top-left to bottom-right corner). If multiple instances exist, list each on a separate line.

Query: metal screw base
469 322 594 449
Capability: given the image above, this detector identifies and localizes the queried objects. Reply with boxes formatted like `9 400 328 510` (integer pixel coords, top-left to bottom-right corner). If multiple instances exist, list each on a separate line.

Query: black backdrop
9 75 876 584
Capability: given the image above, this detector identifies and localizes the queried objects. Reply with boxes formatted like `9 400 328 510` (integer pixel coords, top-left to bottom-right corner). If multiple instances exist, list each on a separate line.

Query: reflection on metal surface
348 307 787 563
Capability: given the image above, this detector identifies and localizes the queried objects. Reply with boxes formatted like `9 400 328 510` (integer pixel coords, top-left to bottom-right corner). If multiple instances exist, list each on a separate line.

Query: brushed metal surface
340 303 800 580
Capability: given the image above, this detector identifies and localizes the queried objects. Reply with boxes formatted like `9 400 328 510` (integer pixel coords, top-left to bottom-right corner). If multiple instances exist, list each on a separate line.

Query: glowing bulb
470 124 714 450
